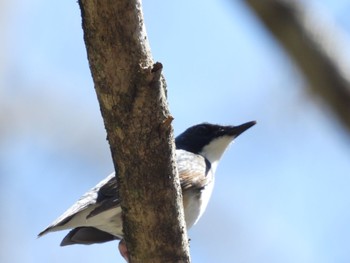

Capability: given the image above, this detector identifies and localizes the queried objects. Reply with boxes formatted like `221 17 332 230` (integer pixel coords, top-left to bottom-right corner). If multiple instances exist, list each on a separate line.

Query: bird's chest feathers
183 178 215 229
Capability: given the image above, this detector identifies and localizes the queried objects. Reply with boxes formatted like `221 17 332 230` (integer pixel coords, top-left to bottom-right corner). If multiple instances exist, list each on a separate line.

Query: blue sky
1 1 350 263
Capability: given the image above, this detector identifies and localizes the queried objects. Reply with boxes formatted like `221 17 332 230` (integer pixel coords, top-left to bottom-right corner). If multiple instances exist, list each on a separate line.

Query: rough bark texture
78 1 190 262
245 0 350 133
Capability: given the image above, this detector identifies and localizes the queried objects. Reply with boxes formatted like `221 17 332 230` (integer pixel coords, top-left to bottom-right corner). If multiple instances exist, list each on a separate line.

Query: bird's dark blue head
175 121 256 155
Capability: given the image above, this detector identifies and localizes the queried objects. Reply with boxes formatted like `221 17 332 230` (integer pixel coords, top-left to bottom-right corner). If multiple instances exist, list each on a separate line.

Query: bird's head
175 121 256 171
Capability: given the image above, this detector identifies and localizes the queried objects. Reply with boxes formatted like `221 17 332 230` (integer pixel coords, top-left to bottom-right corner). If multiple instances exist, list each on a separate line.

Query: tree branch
245 0 350 133
78 1 190 262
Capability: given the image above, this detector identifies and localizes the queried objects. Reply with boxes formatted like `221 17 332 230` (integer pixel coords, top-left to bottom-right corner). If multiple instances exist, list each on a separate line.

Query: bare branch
245 0 350 133
78 1 190 262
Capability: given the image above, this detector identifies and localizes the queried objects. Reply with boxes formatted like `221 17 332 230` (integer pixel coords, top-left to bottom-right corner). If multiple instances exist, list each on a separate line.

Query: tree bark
78 1 191 262
245 0 350 133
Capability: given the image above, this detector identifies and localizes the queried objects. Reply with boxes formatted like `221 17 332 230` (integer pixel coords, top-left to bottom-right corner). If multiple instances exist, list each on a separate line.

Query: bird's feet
118 239 129 262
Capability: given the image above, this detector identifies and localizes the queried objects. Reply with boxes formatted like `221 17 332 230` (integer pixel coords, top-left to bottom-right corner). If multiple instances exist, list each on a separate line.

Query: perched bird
38 121 256 248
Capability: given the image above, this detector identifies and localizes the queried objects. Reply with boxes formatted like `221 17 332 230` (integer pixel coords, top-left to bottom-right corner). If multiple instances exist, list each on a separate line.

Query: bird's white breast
183 175 215 229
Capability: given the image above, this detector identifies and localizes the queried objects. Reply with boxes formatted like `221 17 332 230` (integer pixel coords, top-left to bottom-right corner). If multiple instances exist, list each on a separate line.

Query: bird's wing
39 150 211 238
38 173 119 236
86 173 120 218
176 149 212 191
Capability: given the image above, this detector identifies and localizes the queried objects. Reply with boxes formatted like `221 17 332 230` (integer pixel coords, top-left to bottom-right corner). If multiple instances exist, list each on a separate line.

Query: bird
38 121 256 249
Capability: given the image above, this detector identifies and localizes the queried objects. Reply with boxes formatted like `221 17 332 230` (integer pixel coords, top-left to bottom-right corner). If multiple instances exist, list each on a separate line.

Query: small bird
38 121 255 254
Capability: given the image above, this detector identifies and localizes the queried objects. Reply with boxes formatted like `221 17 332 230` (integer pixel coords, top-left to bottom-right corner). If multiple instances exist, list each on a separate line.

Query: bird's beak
227 121 256 137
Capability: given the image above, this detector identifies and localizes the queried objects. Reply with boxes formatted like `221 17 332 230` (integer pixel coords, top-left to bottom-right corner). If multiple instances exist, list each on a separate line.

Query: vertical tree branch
78 1 190 262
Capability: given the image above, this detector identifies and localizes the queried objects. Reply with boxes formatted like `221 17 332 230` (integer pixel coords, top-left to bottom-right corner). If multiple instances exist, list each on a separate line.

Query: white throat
200 136 234 173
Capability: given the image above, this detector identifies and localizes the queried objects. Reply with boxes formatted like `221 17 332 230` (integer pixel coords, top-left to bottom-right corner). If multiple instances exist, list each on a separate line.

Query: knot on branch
150 62 163 85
